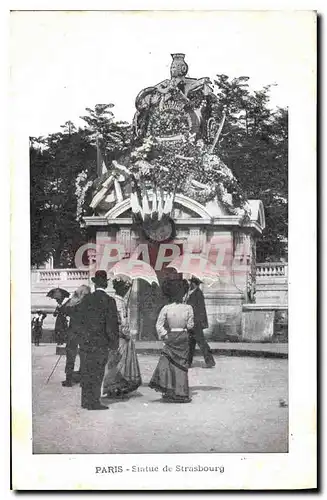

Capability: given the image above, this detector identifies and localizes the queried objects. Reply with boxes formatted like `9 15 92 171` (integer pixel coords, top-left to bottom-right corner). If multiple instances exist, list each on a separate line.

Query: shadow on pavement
190 386 222 392
149 398 193 404
101 391 144 405
190 360 208 368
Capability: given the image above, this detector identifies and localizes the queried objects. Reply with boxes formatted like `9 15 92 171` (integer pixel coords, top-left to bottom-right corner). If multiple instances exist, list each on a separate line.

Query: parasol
167 254 220 285
46 287 70 301
109 259 159 286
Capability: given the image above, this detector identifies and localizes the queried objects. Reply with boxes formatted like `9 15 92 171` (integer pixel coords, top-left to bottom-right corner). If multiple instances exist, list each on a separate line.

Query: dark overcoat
186 287 208 331
80 290 120 352
78 289 120 408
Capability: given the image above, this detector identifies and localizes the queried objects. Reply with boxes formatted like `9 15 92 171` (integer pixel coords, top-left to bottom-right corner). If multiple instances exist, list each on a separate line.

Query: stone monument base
241 304 288 342
204 288 244 341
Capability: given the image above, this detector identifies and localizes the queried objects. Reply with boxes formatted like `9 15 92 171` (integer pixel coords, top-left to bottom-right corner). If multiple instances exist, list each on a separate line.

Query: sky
10 10 310 137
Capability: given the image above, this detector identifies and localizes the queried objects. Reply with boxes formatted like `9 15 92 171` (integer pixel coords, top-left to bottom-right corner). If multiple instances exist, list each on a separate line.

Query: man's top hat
91 270 108 285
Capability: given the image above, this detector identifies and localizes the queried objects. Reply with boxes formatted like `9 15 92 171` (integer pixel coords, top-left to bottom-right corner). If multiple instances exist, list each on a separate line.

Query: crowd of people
34 270 216 410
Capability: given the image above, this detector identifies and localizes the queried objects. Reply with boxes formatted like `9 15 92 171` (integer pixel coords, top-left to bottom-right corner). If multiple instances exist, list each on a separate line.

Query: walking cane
46 354 63 384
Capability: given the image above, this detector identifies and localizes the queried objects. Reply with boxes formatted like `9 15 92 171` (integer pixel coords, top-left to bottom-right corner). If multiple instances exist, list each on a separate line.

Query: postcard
10 8 317 490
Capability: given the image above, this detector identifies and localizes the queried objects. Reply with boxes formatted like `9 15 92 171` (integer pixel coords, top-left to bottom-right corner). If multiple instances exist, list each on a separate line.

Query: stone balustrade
256 262 288 279
32 269 90 284
31 269 91 316
32 263 288 285
255 262 288 305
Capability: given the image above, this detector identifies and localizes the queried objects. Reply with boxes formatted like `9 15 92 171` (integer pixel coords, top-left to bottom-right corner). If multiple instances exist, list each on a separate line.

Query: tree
80 104 132 167
213 75 288 260
30 105 132 268
30 139 55 266
30 124 97 267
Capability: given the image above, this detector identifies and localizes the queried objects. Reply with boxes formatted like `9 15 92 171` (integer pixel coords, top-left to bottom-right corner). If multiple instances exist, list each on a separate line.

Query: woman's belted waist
170 328 186 332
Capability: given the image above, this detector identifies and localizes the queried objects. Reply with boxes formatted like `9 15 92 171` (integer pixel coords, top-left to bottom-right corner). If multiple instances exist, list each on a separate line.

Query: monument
84 54 265 341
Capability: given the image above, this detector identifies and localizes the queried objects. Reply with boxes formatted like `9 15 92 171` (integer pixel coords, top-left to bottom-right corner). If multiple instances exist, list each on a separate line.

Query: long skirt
102 338 142 397
55 314 68 345
149 330 190 402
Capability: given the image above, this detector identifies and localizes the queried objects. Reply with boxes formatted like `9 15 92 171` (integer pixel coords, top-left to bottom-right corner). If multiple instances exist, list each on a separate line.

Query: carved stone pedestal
84 197 265 341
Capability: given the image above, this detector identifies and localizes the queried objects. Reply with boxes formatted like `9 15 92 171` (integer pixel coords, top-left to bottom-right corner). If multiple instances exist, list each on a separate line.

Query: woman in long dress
149 279 194 403
102 279 142 398
53 298 68 345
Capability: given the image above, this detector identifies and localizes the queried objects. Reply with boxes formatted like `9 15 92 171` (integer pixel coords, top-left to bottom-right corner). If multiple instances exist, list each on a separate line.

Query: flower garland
75 170 93 220
148 107 191 138
194 151 250 216
128 128 249 220
130 134 199 194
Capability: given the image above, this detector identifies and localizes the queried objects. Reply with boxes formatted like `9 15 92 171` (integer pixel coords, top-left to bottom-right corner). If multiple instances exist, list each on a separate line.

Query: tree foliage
30 143 54 266
30 123 96 267
213 75 288 260
30 106 132 268
80 104 132 166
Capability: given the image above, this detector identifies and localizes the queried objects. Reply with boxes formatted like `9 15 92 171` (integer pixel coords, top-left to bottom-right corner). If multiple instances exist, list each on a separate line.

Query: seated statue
89 54 249 226
133 54 218 140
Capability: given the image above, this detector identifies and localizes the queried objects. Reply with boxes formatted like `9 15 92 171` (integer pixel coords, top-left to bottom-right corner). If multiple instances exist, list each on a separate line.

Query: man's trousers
80 349 108 408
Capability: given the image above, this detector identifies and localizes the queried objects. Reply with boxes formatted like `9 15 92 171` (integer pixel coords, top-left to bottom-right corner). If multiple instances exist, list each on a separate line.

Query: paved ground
32 345 288 454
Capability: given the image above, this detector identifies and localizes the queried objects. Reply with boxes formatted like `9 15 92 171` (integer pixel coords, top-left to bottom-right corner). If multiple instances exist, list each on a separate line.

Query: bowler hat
91 270 108 284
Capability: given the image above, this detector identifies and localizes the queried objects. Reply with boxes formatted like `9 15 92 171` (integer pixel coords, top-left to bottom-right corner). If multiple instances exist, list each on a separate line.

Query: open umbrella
109 259 159 286
167 254 220 285
46 287 70 301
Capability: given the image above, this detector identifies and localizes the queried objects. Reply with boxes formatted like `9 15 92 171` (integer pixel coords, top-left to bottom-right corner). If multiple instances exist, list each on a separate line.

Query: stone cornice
242 304 288 311
83 215 263 234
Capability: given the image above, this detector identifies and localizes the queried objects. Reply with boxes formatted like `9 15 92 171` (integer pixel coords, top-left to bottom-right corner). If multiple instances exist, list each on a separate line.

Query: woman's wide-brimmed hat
189 276 203 285
91 270 108 285
112 278 132 297
161 279 184 301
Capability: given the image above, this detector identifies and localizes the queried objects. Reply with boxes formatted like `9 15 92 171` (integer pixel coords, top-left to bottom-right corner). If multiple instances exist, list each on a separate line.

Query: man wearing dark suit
80 270 119 410
185 277 215 368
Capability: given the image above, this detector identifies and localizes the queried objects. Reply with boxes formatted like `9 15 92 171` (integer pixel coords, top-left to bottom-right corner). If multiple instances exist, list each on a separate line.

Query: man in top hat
184 276 215 368
79 270 119 410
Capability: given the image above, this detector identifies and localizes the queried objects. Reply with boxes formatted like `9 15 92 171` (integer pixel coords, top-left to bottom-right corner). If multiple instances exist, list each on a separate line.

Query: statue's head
170 53 188 78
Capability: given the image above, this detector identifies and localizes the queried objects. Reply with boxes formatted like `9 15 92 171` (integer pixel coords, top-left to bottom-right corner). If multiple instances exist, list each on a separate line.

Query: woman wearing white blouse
149 279 194 403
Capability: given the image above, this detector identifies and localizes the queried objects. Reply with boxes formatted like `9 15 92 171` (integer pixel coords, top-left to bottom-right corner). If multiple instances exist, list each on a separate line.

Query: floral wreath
129 127 250 219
